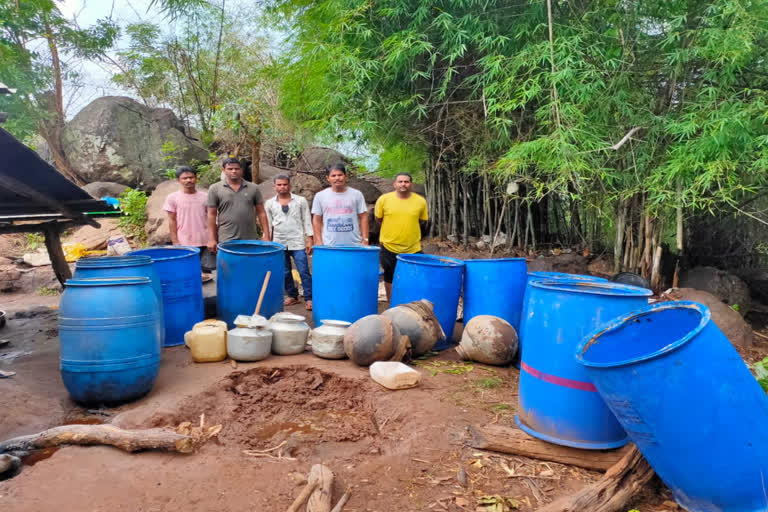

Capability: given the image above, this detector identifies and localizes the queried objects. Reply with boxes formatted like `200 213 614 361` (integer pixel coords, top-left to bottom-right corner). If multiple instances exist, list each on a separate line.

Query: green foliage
36 286 60 296
377 141 426 181
158 137 183 180
118 188 148 242
25 233 43 251
471 377 504 390
754 357 768 392
194 152 221 187
264 0 768 239
0 0 118 139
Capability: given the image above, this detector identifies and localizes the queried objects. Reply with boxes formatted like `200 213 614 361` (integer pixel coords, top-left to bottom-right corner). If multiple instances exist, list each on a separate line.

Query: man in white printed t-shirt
311 163 370 246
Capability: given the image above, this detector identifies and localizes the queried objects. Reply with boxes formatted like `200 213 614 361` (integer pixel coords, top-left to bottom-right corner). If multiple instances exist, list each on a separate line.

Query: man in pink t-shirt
163 166 213 271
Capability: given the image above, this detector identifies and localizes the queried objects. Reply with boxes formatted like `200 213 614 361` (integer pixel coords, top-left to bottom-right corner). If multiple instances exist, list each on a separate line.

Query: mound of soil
225 366 377 450
148 366 377 457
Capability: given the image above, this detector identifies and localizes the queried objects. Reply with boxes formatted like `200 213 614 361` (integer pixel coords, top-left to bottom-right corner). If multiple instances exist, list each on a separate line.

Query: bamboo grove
273 0 768 278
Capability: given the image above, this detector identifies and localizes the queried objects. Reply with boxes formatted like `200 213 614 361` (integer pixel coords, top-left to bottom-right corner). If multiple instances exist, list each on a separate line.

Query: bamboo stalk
614 200 627 272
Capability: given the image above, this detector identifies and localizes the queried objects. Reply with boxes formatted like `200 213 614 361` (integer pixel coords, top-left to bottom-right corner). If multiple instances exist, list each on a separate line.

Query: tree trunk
0 424 197 456
40 19 85 186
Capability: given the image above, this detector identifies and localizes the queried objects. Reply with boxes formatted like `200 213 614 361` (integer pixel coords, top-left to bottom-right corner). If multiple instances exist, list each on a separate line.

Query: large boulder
679 266 751 315
295 146 351 174
665 288 753 349
62 96 209 190
258 181 276 204
291 173 324 203
739 269 768 304
527 252 589 274
0 264 21 292
82 181 128 199
64 218 124 251
144 181 209 246
254 164 288 184
348 178 382 204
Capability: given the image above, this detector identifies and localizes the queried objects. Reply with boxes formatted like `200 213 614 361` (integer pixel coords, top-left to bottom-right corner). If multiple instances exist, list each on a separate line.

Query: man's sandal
284 297 300 306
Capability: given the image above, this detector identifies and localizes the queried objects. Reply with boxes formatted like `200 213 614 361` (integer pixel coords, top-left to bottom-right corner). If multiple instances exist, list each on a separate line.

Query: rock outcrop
82 181 128 199
62 97 208 190
295 146 350 174
679 266 751 315
665 288 753 349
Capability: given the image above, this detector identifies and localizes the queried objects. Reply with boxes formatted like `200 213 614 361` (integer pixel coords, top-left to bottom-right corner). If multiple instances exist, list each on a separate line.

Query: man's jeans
285 249 312 301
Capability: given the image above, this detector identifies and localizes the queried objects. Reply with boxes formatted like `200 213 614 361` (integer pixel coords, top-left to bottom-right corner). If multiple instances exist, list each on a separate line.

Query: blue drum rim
217 240 285 255
530 279 653 297
65 277 151 287
464 257 527 264
313 245 380 252
75 255 153 268
527 271 607 281
129 246 200 261
514 415 630 450
575 301 710 369
396 253 464 267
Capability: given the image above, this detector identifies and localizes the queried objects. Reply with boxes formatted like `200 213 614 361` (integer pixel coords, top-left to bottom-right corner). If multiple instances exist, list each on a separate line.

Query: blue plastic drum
216 241 285 327
129 246 204 346
516 279 651 449
312 245 380 325
463 258 527 331
59 277 162 404
577 301 768 511
74 255 164 345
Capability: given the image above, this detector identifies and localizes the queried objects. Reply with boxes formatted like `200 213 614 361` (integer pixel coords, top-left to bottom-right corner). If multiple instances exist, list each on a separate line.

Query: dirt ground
0 295 696 512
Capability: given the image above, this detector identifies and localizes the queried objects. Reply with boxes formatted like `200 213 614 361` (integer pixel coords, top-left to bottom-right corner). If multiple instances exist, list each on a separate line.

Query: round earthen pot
343 314 410 366
456 315 518 366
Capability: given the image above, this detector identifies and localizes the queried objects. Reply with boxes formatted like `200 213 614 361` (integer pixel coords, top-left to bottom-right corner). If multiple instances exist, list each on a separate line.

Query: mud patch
225 366 377 450
145 365 377 457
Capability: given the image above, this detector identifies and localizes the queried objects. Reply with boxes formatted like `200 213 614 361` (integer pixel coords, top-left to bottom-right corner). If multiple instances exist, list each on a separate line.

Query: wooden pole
469 425 631 472
43 223 71 286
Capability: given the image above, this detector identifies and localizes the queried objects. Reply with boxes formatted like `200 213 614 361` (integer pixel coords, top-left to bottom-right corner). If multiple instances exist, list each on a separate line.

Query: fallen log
0 454 21 475
469 424 631 472
330 489 351 512
307 464 334 512
287 478 319 512
534 445 655 512
0 424 198 456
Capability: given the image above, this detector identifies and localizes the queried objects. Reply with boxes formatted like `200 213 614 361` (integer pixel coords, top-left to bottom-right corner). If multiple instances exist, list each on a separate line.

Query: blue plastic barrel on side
516 280 651 449
128 246 204 346
217 241 285 327
391 254 464 350
312 245 380 326
73 255 164 345
59 277 162 404
576 301 768 512
464 258 527 331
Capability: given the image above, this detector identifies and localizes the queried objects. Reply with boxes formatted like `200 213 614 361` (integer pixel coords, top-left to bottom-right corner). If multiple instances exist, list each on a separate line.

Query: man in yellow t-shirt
374 172 428 303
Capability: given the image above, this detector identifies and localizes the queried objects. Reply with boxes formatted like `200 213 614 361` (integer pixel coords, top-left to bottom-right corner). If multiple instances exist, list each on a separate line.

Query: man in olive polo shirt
206 158 271 254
